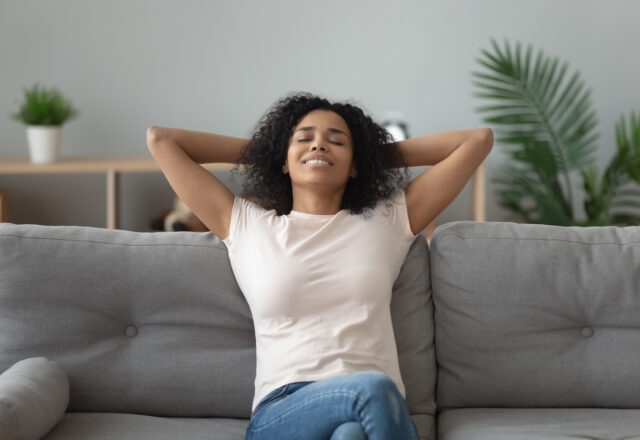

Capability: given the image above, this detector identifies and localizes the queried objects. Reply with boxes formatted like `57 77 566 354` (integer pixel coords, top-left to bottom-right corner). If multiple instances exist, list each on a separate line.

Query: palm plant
472 37 640 226
580 111 640 225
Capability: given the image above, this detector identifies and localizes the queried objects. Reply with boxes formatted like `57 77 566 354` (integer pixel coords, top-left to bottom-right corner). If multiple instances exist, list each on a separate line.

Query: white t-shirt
221 189 420 413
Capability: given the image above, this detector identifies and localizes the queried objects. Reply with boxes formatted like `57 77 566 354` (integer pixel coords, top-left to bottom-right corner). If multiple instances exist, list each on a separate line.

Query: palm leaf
472 38 600 224
579 112 640 225
617 110 640 182
609 213 640 226
492 162 572 225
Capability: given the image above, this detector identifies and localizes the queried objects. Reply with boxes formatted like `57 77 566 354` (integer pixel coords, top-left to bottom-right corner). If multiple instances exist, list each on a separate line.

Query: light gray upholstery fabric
430 221 640 409
41 413 433 440
0 357 69 440
42 412 249 440
437 408 640 439
391 234 436 419
0 224 255 418
412 414 435 440
0 222 435 438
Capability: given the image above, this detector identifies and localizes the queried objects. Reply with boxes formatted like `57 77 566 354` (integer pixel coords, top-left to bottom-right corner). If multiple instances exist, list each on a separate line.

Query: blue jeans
245 370 420 440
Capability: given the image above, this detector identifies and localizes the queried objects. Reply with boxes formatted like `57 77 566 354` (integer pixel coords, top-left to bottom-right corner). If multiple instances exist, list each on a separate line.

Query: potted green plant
471 38 640 226
10 83 79 163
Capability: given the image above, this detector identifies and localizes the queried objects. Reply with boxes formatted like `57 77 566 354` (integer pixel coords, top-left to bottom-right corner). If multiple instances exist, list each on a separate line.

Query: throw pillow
0 357 69 440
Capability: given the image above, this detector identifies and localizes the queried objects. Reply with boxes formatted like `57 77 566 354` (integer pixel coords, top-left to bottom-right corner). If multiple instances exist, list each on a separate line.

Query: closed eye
298 140 342 145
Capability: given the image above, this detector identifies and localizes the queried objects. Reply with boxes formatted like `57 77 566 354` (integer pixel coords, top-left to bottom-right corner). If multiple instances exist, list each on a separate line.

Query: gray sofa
0 220 639 439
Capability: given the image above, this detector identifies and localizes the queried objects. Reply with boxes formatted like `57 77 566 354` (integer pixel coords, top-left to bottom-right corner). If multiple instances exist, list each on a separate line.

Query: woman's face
283 109 357 187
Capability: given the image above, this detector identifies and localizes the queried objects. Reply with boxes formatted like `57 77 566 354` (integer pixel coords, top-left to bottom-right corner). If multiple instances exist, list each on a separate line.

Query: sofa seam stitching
0 234 226 249
434 232 640 246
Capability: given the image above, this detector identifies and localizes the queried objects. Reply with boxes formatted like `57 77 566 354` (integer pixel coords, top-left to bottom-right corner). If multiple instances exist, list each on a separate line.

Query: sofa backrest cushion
0 223 435 418
430 221 640 409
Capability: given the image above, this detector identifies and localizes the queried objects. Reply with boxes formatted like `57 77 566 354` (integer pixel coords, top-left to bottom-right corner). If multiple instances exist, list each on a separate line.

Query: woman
147 92 493 439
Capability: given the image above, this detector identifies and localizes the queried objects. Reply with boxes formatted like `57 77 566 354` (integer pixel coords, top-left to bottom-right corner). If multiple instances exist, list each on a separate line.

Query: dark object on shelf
150 196 209 232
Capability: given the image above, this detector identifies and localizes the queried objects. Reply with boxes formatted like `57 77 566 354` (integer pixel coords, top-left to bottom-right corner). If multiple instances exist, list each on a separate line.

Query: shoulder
222 195 272 247
373 189 416 241
235 196 270 215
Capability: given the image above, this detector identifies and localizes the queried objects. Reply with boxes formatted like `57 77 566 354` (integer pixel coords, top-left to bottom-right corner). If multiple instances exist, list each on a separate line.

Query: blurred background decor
473 37 640 226
1 2 638 230
150 196 208 232
10 83 79 164
382 110 411 143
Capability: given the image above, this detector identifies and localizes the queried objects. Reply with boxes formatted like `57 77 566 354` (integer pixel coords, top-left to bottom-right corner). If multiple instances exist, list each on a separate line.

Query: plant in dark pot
10 83 79 164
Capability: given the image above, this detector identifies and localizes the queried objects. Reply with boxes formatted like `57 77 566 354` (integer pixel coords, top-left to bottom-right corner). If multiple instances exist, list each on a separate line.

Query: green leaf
473 103 533 113
548 71 581 120
542 61 569 110
471 81 526 99
540 57 560 106
473 38 602 224
610 213 640 226
10 82 79 125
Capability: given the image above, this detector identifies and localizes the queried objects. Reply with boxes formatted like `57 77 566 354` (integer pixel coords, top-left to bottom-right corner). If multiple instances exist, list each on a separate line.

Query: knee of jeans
358 371 403 424
357 371 397 395
330 422 366 440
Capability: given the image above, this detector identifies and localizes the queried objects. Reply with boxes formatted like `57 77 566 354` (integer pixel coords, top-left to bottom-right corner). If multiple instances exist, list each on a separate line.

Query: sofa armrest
0 357 69 440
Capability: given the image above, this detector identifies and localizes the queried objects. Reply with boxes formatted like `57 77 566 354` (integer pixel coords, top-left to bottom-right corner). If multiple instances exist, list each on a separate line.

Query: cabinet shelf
0 156 240 229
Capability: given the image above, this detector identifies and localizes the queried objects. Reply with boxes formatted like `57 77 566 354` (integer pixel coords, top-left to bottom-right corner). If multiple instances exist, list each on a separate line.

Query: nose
312 144 326 151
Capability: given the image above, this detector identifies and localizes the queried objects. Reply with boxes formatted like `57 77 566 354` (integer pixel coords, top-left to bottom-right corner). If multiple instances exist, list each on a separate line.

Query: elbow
146 126 162 149
476 127 494 151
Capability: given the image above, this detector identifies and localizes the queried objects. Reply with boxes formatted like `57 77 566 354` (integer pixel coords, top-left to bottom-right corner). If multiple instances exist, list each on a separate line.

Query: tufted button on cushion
125 325 138 338
580 326 594 338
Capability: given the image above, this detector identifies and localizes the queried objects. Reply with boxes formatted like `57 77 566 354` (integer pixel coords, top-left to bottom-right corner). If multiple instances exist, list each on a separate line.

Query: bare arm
394 128 488 167
147 126 249 164
146 127 237 239
405 129 494 235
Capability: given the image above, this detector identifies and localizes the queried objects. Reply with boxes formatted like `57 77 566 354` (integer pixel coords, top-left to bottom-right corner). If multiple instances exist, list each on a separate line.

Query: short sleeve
377 190 420 242
221 196 265 248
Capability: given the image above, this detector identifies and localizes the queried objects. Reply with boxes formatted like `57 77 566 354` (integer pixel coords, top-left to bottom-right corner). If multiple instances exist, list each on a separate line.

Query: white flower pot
26 125 62 163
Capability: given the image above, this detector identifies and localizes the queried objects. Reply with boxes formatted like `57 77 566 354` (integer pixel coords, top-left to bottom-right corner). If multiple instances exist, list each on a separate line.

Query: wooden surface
0 156 240 228
472 162 486 221
0 156 238 173
0 189 7 223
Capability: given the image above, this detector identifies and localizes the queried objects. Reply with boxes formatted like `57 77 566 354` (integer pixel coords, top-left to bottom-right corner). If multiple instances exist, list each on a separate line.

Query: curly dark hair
230 91 411 217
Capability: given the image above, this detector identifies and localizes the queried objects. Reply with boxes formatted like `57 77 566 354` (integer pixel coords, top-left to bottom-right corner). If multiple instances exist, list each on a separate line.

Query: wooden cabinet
0 156 237 229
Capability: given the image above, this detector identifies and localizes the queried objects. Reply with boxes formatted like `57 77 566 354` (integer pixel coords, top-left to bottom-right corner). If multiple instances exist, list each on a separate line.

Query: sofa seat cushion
43 412 249 440
437 408 640 439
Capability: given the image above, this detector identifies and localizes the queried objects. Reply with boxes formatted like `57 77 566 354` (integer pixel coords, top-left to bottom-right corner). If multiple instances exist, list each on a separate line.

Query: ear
351 166 357 178
282 159 288 174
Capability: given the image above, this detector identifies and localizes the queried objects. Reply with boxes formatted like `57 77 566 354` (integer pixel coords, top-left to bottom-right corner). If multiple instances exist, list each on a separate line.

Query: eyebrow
294 126 349 137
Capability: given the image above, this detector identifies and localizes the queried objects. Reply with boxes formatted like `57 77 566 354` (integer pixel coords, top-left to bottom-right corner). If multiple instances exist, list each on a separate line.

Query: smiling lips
304 159 332 167
302 154 333 165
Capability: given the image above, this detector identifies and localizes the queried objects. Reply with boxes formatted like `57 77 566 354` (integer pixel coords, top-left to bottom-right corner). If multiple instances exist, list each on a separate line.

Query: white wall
1 0 639 230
